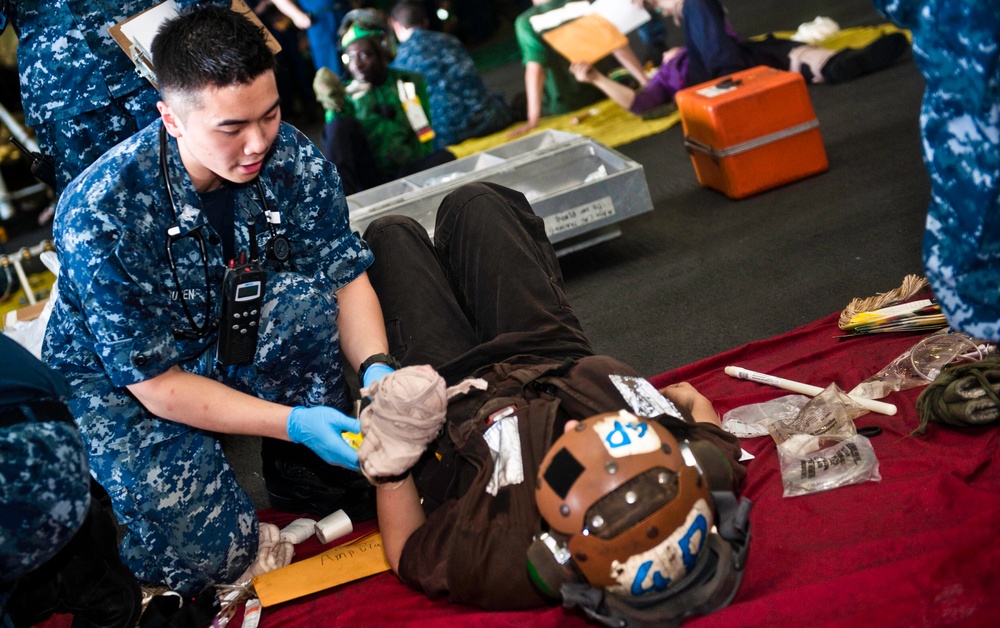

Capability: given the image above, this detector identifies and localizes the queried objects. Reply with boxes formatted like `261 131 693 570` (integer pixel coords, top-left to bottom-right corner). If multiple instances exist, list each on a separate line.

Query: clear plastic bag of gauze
721 394 811 438
768 384 881 497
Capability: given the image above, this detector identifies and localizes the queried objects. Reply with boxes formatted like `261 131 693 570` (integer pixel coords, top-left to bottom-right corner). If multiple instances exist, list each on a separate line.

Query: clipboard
542 13 629 65
538 0 650 65
109 0 282 89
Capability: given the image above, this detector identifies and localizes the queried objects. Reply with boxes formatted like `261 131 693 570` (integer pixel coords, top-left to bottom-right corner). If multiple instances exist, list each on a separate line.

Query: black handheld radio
217 260 266 366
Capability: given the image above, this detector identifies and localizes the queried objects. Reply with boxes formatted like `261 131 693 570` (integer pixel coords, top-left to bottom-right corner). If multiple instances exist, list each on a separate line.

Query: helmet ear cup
526 533 579 599
685 440 737 494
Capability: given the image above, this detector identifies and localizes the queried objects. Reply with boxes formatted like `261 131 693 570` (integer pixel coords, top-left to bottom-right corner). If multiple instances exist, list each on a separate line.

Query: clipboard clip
127 43 158 88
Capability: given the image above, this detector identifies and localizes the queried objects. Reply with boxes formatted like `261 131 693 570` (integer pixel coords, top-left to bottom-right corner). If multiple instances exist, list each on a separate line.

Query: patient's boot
263 442 378 522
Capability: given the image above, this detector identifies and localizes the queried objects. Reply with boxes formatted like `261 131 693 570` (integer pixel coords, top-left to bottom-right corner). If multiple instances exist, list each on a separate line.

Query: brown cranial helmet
535 410 713 597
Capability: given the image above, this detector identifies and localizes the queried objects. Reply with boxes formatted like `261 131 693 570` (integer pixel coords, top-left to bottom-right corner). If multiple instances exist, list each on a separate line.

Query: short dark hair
152 6 276 101
390 0 427 29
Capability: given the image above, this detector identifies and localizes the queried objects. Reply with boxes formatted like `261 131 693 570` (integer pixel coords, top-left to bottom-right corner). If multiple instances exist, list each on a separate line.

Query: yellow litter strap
253 530 391 607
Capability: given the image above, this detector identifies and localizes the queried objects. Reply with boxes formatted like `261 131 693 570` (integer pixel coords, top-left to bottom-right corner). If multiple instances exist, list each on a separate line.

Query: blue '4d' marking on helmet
680 513 709 571
604 419 649 449
629 512 710 596
631 561 671 595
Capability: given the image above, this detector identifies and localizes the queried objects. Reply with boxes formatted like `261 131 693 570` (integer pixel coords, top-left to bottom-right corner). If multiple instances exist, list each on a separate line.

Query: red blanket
247 312 999 626
46 312 999 626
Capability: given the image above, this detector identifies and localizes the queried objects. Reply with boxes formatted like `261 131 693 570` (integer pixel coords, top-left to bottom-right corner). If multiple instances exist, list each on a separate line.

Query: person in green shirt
315 9 454 194
508 0 650 138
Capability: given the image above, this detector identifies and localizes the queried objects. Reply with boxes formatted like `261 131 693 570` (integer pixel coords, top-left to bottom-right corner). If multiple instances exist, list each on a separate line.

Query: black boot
7 485 142 628
821 32 910 84
262 438 376 522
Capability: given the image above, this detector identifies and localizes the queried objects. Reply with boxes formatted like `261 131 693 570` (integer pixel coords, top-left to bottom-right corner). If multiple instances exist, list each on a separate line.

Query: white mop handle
724 366 897 416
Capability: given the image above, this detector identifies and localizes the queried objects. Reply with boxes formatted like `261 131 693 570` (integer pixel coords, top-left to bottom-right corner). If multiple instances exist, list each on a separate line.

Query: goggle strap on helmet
713 490 752 559
560 493 752 627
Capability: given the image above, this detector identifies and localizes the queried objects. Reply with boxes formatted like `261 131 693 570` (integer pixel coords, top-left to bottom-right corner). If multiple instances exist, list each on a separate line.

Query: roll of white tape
279 517 317 545
314 509 353 545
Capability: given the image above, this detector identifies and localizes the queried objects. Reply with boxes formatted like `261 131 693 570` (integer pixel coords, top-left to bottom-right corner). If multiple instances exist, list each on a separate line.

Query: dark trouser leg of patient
363 215 481 371
365 183 593 383
434 182 593 378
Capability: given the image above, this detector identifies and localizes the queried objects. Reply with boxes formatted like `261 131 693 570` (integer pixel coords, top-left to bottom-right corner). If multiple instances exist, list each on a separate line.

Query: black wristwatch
359 353 400 381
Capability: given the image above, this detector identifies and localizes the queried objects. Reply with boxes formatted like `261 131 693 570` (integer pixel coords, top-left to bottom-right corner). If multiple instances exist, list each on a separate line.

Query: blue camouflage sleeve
54 167 184 387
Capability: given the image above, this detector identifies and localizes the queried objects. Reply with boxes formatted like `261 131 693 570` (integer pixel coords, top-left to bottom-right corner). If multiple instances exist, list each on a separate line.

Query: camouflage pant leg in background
34 87 161 197
0 421 90 581
875 0 1000 342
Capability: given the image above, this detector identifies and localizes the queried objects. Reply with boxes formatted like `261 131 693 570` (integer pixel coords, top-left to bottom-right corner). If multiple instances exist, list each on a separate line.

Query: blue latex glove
287 406 362 470
362 363 395 389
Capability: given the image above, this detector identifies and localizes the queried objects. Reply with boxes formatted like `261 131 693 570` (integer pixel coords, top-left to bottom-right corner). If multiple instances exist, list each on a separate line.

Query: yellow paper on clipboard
542 13 628 65
252 531 390 607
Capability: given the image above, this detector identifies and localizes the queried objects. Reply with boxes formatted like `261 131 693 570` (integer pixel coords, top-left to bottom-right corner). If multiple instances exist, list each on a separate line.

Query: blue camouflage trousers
68 272 345 595
34 88 161 197
874 0 1000 342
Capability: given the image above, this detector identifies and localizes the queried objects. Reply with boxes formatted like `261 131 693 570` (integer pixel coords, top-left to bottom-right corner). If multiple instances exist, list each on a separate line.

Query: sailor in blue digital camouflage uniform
0 0 224 197
41 5 394 596
2 335 141 627
389 0 511 149
873 0 1000 342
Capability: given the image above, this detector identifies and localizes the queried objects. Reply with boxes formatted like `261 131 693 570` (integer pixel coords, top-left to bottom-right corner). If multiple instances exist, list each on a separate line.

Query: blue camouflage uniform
391 28 511 149
1 336 90 626
41 120 373 595
0 0 215 195
873 0 1000 342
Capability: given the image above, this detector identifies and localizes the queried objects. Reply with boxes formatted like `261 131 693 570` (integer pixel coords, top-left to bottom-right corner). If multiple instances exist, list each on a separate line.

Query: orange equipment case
675 65 829 199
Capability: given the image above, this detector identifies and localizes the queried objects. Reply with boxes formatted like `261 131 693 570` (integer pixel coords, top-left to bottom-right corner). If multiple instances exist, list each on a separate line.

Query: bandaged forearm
357 365 485 479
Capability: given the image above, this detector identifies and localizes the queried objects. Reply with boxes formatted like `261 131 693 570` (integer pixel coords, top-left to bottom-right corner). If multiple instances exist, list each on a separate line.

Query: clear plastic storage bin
346 130 654 255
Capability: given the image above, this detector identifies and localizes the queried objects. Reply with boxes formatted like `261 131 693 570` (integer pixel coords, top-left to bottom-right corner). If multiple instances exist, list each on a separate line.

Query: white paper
118 0 179 64
589 0 651 35
528 1 591 32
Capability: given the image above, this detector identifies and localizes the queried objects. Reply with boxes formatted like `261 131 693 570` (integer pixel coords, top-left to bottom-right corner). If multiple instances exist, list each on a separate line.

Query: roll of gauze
314 509 353 545
279 518 317 544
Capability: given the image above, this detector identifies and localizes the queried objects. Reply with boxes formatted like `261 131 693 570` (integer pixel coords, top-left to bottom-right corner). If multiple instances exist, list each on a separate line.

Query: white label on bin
696 84 736 98
544 196 616 236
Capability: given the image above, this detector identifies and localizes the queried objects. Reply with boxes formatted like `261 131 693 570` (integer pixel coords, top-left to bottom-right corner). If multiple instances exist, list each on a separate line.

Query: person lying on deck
571 0 909 117
355 181 752 625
